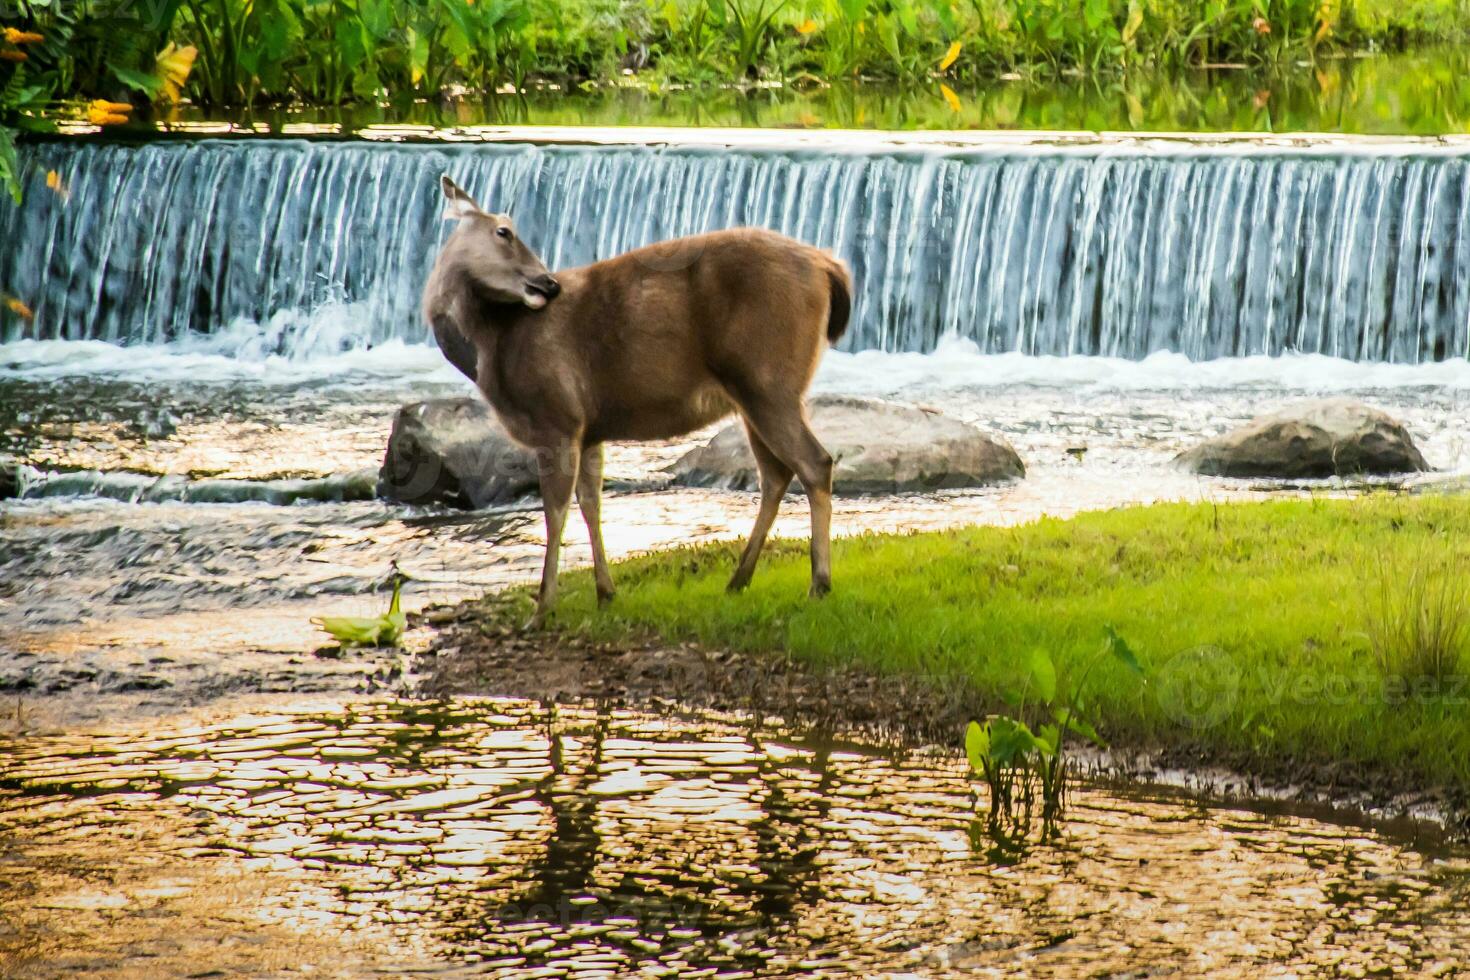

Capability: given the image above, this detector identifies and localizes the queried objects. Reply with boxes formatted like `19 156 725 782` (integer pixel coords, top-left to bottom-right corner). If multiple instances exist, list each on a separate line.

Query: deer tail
824 257 852 345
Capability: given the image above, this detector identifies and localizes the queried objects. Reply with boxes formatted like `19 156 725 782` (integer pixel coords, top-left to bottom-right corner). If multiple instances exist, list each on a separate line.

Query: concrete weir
5 126 1470 362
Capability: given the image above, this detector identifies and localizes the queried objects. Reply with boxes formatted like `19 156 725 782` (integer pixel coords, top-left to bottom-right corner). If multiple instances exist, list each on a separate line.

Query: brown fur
424 175 852 625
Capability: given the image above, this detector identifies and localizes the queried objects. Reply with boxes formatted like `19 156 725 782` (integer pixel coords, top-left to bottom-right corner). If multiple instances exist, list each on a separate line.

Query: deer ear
440 174 483 221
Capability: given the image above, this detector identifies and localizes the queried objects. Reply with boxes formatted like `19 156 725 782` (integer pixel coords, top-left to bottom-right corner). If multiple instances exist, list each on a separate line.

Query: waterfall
3 136 1469 362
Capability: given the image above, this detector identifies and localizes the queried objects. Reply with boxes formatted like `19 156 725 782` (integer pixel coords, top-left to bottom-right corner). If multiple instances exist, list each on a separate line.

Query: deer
423 175 852 628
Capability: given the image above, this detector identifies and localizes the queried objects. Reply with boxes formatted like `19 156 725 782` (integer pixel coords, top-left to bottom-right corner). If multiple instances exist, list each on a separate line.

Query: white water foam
4 317 1470 393
818 335 1470 395
0 301 465 386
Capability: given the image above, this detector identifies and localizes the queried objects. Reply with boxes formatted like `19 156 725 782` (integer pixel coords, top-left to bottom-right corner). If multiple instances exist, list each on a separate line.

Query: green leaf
987 715 1038 767
437 0 479 63
1054 706 1105 747
1036 723 1060 758
311 578 405 647
111 65 163 96
965 720 990 772
1122 2 1144 44
1105 625 1145 678
0 126 20 205
1026 648 1057 703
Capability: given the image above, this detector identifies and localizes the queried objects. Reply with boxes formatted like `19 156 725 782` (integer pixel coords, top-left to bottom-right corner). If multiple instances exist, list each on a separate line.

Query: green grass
542 494 1470 791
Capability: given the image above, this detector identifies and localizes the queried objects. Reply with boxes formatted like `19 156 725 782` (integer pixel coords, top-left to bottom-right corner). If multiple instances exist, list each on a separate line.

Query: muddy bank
414 592 1470 838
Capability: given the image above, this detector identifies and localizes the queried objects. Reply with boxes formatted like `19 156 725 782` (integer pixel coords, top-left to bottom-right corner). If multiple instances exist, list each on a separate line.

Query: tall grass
1368 547 1470 683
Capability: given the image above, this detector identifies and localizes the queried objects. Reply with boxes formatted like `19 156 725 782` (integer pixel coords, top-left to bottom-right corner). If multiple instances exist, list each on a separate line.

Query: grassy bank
533 494 1470 793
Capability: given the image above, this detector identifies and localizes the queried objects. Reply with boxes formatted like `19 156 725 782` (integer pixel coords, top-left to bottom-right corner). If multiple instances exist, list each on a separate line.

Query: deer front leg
529 439 580 630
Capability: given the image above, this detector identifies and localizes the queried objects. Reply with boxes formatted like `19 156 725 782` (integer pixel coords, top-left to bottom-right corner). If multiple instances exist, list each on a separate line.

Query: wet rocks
0 460 19 500
1175 399 1430 479
377 397 538 508
669 394 1025 494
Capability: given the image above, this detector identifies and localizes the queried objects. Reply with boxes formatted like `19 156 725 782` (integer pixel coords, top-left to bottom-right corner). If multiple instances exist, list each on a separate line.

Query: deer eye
495 226 513 240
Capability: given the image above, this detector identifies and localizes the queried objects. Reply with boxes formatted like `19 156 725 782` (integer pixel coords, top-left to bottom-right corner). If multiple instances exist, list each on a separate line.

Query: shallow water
98 48 1470 136
3 343 1468 681
2 345 1469 974
2 698 1468 976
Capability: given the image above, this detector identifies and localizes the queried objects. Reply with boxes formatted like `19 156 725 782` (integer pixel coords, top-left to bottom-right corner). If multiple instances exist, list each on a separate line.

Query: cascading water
2 136 1469 362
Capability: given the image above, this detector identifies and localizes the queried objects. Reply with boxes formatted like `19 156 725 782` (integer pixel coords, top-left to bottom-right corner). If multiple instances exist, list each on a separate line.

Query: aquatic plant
312 571 407 648
3 0 1468 124
964 628 1144 840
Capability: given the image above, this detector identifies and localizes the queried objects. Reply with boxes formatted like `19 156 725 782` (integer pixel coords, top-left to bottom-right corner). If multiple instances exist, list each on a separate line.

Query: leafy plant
706 0 791 77
312 570 408 648
965 627 1144 844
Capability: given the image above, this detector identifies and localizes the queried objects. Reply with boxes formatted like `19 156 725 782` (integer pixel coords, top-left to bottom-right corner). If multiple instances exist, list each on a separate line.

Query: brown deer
423 175 851 627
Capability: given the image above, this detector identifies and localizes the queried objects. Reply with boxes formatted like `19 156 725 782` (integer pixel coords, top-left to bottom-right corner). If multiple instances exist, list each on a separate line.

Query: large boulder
1175 399 1430 478
670 394 1025 494
377 398 539 508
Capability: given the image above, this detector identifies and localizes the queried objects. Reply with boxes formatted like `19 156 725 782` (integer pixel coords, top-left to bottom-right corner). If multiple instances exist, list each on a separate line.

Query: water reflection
2 699 1468 976
83 49 1470 137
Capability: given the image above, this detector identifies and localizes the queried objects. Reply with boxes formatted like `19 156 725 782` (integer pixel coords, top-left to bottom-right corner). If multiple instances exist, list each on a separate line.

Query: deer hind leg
577 442 615 606
735 396 835 598
727 423 794 593
530 439 580 629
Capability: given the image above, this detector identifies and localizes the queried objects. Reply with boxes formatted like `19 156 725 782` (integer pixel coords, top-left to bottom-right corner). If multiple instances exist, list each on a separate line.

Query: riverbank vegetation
4 0 1469 198
524 494 1470 794
4 0 1468 108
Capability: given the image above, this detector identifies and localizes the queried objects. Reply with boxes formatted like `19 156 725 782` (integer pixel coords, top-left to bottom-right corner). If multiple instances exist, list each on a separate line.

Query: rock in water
377 398 539 508
1175 399 1430 478
670 394 1025 494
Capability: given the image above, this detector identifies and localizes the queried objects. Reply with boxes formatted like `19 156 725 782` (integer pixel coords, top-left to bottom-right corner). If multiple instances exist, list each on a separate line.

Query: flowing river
2 128 1470 975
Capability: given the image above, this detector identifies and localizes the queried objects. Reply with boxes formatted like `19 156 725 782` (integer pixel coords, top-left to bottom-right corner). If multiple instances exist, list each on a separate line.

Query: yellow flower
3 28 44 45
155 43 197 104
795 19 819 34
87 100 133 126
939 83 962 112
938 41 961 71
0 50 26 63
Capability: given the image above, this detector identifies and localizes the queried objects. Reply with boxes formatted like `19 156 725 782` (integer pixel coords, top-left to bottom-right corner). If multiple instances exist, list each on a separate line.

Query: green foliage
545 494 1470 792
966 631 1145 846
312 573 407 648
0 124 17 204
7 0 1470 117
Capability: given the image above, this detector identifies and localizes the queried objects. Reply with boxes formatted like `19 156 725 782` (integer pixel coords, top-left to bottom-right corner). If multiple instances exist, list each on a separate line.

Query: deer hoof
596 588 616 607
809 579 831 599
726 574 751 594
